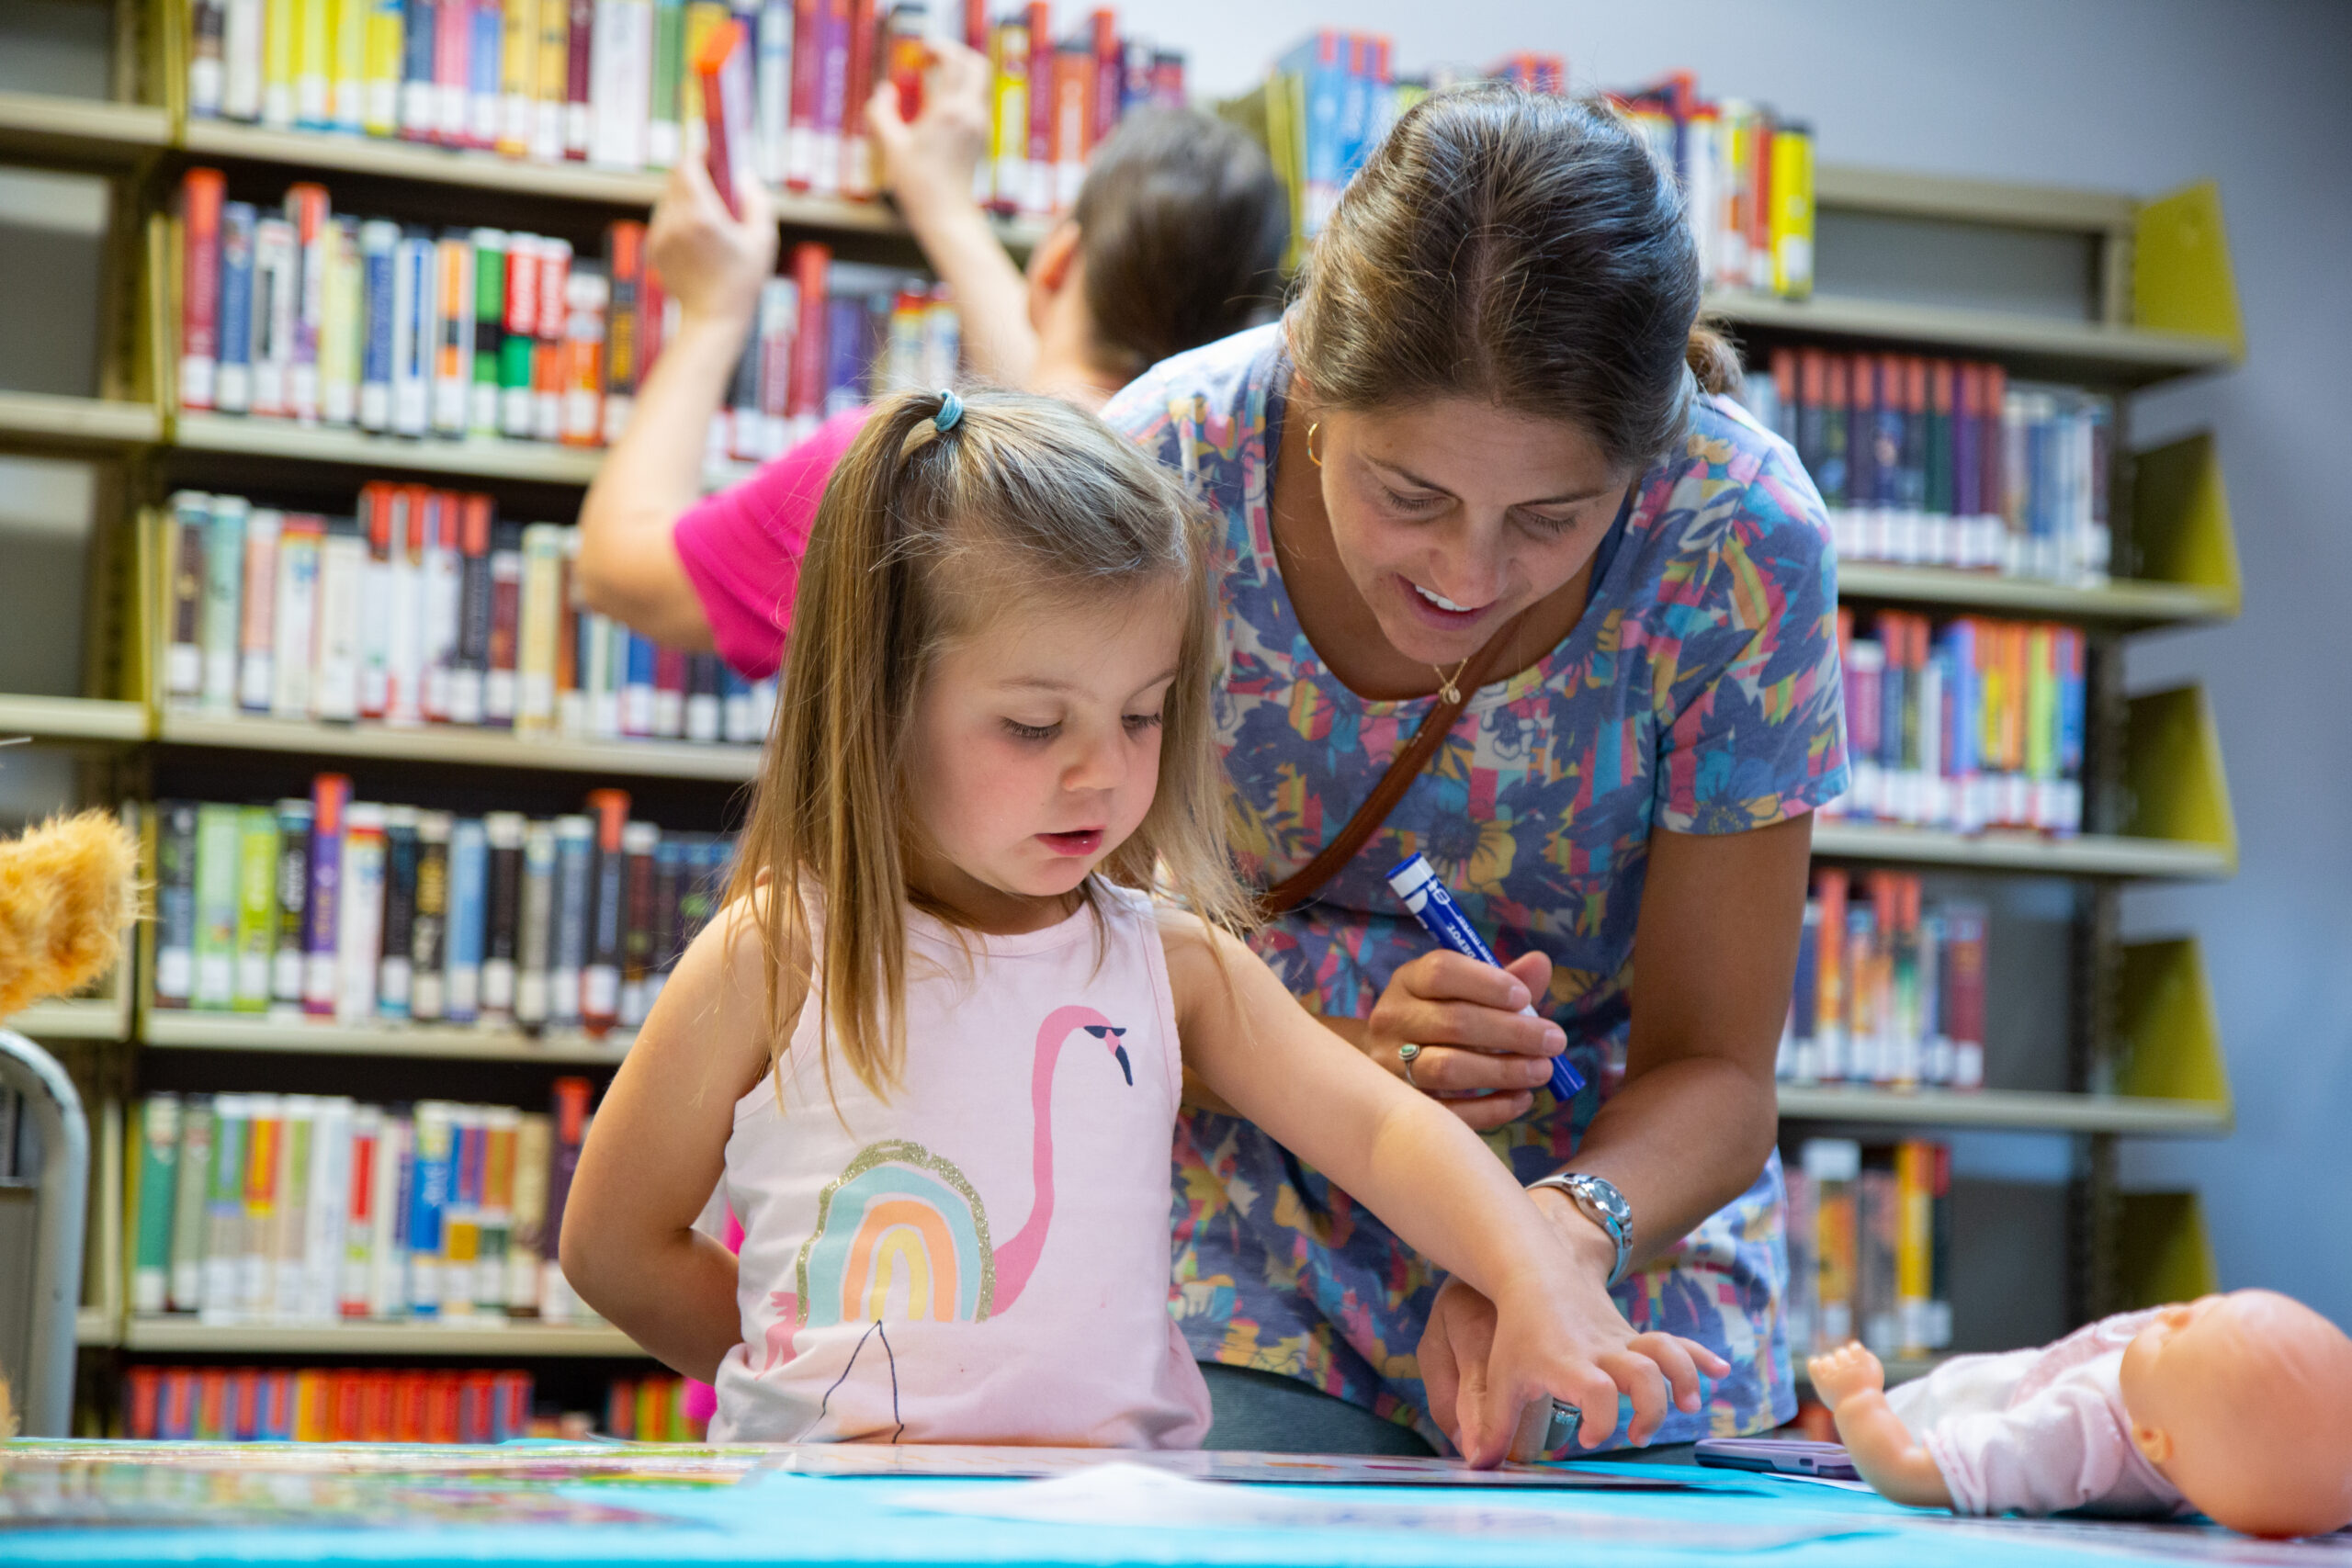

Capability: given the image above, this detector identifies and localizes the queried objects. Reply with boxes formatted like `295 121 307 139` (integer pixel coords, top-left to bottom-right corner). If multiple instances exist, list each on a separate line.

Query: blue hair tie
933 389 963 434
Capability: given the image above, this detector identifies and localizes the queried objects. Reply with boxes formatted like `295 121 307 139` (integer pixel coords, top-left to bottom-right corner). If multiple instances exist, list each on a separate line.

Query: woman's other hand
1419 1266 1728 1464
867 38 992 220
1363 949 1566 1131
647 152 777 332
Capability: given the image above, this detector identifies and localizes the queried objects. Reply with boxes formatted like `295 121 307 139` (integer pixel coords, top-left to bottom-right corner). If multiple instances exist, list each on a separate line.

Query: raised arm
573 156 775 650
560 899 784 1382
866 41 1036 388
1164 911 1724 1463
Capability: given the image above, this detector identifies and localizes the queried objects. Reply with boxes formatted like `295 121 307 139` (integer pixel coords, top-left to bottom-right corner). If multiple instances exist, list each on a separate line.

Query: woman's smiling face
1314 398 1634 667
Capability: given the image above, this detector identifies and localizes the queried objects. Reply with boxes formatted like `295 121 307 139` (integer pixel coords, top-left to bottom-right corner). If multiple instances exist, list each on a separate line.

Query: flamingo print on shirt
760 1005 1132 1392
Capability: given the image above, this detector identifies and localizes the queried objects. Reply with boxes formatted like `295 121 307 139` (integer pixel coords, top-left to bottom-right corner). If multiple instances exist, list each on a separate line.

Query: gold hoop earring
1306 422 1324 468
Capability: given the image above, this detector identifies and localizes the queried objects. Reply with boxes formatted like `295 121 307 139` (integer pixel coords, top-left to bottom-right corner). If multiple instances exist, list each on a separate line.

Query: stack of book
1611 72 1815 302
151 779 735 1033
605 1374 707 1441
1781 870 1988 1091
161 490 778 748
1243 45 1816 303
1741 349 2113 584
183 0 1182 215
126 1078 602 1325
1822 608 2086 837
123 1365 551 1442
176 169 957 459
1784 1137 1952 1363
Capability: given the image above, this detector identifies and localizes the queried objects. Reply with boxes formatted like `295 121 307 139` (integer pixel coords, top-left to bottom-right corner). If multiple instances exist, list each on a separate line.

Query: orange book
1048 37 1091 211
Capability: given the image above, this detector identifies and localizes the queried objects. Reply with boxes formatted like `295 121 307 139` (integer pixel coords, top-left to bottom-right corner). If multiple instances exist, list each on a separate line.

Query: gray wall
1158 0 2352 1325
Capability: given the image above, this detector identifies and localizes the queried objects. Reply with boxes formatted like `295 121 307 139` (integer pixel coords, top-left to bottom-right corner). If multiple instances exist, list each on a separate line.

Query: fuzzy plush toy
0 809 140 1021
0 807 140 1438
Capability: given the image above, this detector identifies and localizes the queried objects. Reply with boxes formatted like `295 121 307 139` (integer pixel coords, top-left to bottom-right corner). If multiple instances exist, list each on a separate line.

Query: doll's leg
1805 1344 1956 1511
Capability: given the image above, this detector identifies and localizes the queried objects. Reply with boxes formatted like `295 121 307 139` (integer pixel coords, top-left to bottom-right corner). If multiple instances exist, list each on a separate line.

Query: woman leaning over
1102 85 1847 1455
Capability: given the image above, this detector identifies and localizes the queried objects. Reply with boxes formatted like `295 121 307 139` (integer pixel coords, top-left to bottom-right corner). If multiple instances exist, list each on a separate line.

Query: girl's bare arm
560 901 788 1381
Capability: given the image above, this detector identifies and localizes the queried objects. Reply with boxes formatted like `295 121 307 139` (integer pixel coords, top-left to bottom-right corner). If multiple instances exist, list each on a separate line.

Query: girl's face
1317 398 1633 667
902 581 1184 932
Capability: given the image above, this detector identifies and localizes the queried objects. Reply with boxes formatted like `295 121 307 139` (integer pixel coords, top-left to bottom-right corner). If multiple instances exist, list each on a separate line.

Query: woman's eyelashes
999 711 1164 743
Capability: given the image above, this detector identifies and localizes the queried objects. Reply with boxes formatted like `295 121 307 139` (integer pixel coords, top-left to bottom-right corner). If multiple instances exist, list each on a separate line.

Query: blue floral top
1102 324 1848 1450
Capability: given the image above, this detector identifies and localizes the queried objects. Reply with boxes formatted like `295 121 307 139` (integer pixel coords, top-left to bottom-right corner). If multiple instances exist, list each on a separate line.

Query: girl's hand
1419 1255 1728 1464
867 39 992 222
646 152 777 332
1364 950 1566 1132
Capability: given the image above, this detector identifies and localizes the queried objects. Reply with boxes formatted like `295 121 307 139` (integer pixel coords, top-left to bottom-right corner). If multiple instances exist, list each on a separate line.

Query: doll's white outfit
1886 1308 2189 1517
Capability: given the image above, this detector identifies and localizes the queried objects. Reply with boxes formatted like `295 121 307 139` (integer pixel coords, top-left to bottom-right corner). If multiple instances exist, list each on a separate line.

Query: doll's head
2118 1289 2352 1538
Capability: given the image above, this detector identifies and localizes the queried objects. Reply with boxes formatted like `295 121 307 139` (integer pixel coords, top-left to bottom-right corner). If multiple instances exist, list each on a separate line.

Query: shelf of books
172 411 607 487
1776 1087 2230 1137
0 390 164 449
119 1318 641 1359
154 713 763 784
0 89 173 163
0 694 152 744
1702 291 2233 387
141 1012 635 1066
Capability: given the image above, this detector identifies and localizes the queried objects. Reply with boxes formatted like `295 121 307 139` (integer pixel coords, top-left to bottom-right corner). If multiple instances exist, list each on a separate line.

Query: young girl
560 389 1724 1461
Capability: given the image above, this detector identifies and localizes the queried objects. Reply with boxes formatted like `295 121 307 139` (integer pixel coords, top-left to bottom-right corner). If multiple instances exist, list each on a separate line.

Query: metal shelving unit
119 1317 641 1357
1776 1086 2231 1138
156 711 762 783
1809 822 2233 880
141 1011 636 1065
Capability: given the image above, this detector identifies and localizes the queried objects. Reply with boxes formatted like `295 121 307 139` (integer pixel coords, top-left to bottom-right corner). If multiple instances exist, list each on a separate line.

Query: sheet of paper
888 1461 1881 1551
763 1444 1690 1488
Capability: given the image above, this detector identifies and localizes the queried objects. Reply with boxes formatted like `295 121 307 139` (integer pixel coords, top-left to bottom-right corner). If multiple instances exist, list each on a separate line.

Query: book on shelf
125 1077 606 1329
1821 607 2086 837
1784 1136 1951 1365
184 0 1182 218
1736 348 2113 586
120 1364 661 1443
1780 869 1986 1091
159 489 779 746
175 169 960 464
150 775 735 1035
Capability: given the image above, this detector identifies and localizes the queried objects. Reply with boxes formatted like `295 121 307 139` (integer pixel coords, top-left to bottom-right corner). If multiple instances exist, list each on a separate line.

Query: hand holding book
647 154 776 333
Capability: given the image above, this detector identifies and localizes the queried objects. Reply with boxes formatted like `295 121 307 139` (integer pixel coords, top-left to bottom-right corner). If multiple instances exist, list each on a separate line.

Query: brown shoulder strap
1256 615 1526 919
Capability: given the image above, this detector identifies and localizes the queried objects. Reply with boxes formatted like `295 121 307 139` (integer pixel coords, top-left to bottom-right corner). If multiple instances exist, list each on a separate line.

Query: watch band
1528 1173 1632 1289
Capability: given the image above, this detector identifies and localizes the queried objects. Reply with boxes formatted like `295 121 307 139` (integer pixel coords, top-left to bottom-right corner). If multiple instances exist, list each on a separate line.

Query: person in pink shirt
573 42 1289 679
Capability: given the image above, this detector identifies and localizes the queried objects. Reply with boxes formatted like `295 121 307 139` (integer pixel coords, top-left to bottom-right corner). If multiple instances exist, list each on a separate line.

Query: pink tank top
708 883 1210 1447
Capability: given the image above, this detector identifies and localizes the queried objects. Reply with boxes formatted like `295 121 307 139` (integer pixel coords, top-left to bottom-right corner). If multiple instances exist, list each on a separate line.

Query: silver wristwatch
1527 1173 1633 1289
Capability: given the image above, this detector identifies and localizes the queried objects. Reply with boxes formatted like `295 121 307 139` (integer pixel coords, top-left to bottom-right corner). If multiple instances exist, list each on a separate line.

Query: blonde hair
731 387 1252 1101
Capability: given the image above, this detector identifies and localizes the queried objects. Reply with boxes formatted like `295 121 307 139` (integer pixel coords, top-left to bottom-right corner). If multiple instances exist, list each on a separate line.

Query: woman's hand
1420 1260 1729 1465
867 39 992 222
1363 950 1566 1131
646 152 777 333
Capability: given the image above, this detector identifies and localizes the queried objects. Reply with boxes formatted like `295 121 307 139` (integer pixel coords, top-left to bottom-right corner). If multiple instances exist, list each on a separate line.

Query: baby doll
1809 1291 2352 1539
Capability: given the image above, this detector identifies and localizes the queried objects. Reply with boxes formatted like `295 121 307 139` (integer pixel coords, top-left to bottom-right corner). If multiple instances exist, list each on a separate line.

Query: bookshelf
141 1011 636 1066
154 712 762 783
119 1317 639 1358
0 14 2246 1431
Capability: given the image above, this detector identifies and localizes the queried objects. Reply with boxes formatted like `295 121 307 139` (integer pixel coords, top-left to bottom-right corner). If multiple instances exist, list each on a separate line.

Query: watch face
1577 1178 1630 1225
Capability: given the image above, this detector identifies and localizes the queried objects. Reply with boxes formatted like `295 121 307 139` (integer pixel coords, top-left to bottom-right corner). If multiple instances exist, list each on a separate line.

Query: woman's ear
1026 218 1082 296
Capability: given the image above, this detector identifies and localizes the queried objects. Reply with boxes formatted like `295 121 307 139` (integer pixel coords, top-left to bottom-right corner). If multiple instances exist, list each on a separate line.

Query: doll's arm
1808 1345 1955 1509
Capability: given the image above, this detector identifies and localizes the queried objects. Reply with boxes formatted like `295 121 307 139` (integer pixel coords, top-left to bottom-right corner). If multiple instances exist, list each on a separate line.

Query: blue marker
1385 853 1585 1100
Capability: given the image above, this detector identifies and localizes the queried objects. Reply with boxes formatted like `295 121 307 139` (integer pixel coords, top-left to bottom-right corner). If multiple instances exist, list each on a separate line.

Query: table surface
1 1441 2346 1567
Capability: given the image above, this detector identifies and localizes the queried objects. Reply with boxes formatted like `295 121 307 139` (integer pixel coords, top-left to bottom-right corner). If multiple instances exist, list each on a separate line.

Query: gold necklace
1434 656 1473 705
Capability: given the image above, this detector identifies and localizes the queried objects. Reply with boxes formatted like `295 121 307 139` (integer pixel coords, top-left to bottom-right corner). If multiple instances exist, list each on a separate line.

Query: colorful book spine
233 806 281 1010
444 816 491 1022
193 803 243 1009
180 171 228 412
300 773 353 1016
410 811 453 1021
132 1096 183 1315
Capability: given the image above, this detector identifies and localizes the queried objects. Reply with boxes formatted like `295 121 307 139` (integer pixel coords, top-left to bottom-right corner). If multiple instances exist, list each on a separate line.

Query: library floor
3 1441 2348 1565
